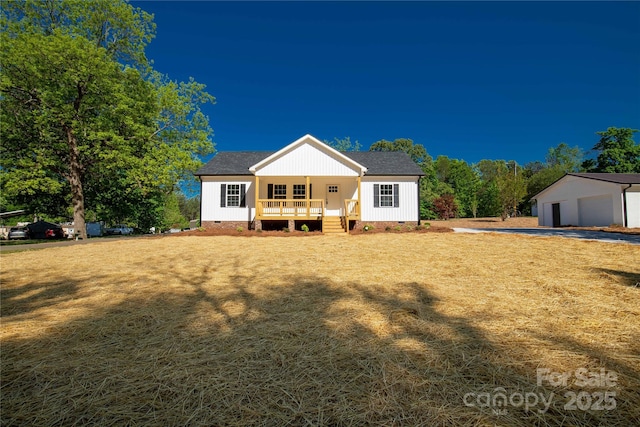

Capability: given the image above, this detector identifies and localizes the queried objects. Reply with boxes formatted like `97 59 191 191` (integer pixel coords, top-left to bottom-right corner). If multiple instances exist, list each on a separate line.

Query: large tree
0 0 215 238
582 127 640 173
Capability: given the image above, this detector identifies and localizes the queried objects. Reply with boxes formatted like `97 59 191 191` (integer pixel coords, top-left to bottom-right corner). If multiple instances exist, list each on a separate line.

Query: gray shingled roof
194 151 425 176
567 173 640 184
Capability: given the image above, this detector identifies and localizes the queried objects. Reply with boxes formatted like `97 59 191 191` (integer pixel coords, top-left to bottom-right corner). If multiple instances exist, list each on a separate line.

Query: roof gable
249 134 367 176
531 173 640 200
194 135 426 177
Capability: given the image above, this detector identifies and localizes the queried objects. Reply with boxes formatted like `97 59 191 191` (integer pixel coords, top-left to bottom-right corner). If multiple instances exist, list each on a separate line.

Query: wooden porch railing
344 199 360 220
256 199 324 219
344 199 360 234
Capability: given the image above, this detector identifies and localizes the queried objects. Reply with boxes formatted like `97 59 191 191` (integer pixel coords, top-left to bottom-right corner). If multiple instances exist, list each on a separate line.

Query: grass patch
1 234 639 425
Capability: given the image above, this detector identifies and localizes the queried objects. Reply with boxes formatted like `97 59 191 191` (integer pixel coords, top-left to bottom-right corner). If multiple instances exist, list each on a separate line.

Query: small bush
301 224 309 232
393 226 402 232
236 226 244 233
385 226 392 232
404 225 413 231
363 224 374 232
283 227 290 233
197 227 206 232
433 194 458 220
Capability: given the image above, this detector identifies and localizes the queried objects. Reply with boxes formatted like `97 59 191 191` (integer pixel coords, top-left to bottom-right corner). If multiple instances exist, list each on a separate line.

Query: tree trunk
65 126 87 239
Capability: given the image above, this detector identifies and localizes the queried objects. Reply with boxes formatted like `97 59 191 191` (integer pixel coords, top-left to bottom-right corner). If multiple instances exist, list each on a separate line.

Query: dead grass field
1 233 639 426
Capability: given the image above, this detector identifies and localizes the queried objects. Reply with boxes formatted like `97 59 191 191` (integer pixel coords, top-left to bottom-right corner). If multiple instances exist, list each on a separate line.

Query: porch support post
306 176 310 219
255 175 260 219
357 175 362 218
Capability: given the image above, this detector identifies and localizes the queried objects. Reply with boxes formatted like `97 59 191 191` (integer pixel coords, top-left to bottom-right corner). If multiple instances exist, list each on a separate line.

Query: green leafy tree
0 1 215 238
161 192 188 230
582 127 640 173
496 161 528 220
434 156 480 218
545 142 584 172
1 0 155 68
178 193 200 221
323 136 361 152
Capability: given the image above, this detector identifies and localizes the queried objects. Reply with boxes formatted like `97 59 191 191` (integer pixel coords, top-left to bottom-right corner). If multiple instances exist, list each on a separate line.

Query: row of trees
327 127 639 220
0 0 215 236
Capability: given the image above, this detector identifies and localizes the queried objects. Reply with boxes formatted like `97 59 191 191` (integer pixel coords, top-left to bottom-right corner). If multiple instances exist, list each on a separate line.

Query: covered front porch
254 176 361 233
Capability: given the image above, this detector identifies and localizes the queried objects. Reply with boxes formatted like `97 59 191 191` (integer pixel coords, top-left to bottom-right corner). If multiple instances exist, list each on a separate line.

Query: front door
326 184 341 216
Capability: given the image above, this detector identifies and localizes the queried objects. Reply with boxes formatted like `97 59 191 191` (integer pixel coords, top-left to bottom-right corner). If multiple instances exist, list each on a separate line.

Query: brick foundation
200 221 252 230
351 220 419 231
201 220 420 232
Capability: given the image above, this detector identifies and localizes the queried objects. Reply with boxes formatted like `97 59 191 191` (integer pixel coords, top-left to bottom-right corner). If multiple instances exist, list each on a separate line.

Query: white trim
249 134 367 176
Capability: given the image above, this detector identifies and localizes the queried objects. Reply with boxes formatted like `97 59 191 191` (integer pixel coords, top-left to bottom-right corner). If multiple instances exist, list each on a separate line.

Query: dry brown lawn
1 233 639 426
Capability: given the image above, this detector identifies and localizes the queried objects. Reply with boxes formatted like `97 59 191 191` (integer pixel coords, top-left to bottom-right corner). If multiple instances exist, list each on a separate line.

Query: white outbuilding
532 173 640 228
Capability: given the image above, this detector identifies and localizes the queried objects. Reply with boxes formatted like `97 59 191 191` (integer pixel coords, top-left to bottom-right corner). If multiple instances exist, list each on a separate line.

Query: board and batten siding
360 176 419 222
256 143 360 177
201 176 255 222
536 176 623 227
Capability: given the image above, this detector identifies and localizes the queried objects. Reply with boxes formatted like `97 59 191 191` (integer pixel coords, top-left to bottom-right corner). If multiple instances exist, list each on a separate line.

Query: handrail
344 199 360 234
257 199 324 218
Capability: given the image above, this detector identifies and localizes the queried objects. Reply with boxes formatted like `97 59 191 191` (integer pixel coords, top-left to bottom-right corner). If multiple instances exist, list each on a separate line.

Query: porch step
323 217 346 234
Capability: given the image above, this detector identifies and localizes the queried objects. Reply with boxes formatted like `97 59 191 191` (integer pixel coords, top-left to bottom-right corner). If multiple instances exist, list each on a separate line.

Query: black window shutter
268 184 273 199
393 184 400 207
309 184 312 199
240 184 246 207
220 184 226 207
374 184 379 208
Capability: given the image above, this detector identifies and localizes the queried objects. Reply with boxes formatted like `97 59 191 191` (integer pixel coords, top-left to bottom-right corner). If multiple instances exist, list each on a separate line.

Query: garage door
578 195 614 227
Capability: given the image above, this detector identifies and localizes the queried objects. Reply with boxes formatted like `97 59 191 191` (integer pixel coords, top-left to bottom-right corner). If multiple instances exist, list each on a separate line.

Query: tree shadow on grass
0 277 80 318
1 264 635 426
596 268 640 288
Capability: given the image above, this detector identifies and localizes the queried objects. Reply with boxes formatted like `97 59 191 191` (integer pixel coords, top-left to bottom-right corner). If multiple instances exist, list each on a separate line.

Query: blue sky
134 1 640 166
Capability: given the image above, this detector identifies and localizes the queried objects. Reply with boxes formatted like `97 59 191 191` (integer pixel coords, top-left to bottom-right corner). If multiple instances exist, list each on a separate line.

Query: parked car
8 226 30 240
105 224 133 235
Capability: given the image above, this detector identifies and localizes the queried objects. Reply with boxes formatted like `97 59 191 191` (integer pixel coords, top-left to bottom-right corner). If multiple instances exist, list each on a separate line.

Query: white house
195 134 425 233
531 173 640 228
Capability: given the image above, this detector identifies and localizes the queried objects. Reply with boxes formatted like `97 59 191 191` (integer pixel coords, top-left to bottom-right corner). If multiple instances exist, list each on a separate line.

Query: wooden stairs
322 216 347 234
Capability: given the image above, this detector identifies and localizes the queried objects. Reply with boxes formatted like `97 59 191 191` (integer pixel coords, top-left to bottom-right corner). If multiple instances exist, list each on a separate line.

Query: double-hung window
227 184 240 207
379 184 393 207
220 183 246 208
374 184 399 208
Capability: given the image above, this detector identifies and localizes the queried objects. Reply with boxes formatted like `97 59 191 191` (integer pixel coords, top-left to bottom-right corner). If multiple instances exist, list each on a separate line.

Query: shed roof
531 172 640 201
566 173 640 184
195 151 425 176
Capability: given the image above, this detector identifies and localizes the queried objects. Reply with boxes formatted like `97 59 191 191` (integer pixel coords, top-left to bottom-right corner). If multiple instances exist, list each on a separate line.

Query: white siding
256 142 359 177
201 176 255 222
536 176 623 227
361 176 419 222
626 189 640 228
